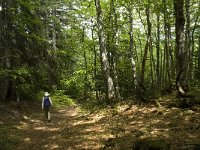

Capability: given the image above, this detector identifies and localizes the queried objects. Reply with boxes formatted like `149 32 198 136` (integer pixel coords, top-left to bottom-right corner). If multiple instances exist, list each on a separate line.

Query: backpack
44 96 51 107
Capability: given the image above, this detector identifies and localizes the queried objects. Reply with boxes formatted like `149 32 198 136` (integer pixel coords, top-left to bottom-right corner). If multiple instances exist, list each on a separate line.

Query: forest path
1 96 200 150
16 104 104 150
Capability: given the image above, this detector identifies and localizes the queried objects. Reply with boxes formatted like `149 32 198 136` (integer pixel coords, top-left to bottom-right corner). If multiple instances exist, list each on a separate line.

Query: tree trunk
198 36 200 79
91 24 99 100
168 24 175 81
94 0 115 101
174 0 187 96
52 9 57 53
191 16 198 79
112 0 121 99
149 32 155 87
185 0 192 81
82 27 88 100
163 0 171 90
128 5 137 92
139 2 151 100
107 0 121 100
0 0 15 101
156 13 161 87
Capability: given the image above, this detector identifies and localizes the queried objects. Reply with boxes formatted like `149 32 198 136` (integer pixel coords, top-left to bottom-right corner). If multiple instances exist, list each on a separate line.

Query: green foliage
0 0 199 102
51 91 76 108
37 90 76 108
11 66 38 98
61 70 85 98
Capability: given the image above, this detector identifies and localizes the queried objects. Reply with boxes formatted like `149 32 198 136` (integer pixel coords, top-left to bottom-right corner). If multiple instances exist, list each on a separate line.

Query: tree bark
94 0 115 101
128 5 137 92
139 2 151 100
82 27 88 100
156 13 161 87
185 0 192 81
112 0 121 99
0 0 14 101
174 0 187 96
198 35 200 79
163 0 172 90
107 0 121 100
91 24 99 100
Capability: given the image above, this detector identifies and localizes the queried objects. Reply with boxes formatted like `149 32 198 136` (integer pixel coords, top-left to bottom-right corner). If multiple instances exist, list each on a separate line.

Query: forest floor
0 93 200 150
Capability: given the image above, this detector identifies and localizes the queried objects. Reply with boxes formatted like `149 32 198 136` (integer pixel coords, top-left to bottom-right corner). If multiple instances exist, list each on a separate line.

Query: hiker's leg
47 107 51 121
44 107 48 119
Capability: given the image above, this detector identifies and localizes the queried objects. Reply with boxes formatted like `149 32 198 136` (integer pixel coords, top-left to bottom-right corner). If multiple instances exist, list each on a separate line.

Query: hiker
42 92 52 122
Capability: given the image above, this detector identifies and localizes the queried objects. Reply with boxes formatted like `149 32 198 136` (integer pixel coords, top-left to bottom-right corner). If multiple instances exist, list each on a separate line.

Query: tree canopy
0 0 199 102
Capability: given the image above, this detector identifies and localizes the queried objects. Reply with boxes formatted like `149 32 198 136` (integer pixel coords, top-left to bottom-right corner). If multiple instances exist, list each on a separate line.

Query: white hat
44 92 49 96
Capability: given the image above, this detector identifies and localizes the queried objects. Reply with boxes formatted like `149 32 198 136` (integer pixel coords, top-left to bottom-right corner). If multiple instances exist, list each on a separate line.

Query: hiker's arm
42 97 44 109
49 97 52 106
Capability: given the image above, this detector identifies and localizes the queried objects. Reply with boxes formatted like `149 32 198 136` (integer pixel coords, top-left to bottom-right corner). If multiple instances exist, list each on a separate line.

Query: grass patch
51 94 76 108
37 90 76 108
0 124 21 150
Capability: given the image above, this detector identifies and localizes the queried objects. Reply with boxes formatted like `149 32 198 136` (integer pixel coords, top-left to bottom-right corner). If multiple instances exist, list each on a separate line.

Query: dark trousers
44 106 51 120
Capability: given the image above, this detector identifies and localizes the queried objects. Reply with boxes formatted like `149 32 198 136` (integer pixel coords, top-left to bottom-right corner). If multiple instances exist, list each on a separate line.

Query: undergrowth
37 90 76 108
0 124 21 150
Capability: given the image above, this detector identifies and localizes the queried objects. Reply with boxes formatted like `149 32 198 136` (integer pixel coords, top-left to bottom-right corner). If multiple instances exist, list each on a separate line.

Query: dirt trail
1 97 200 150
16 105 95 150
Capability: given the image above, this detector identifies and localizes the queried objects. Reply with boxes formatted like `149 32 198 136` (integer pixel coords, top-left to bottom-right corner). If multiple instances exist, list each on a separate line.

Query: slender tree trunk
128 5 137 92
112 0 121 99
139 2 151 100
198 36 200 79
149 33 155 87
168 25 175 81
52 9 57 53
185 0 192 81
112 58 121 99
156 13 161 87
174 0 187 96
44 0 50 47
91 24 99 100
191 16 198 79
163 0 171 90
82 27 88 99
94 0 115 101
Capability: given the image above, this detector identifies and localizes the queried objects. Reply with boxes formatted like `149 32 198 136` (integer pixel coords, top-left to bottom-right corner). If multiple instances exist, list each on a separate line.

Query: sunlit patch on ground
17 122 29 130
24 137 31 143
0 96 200 150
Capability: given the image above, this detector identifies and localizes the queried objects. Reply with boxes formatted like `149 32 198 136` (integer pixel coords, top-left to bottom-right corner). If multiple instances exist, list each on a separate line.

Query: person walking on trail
42 92 52 122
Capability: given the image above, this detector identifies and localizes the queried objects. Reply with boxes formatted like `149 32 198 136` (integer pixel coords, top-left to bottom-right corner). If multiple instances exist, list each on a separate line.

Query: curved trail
17 106 104 150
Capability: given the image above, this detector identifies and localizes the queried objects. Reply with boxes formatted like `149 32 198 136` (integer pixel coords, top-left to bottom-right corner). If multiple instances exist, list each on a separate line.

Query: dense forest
0 0 200 102
0 0 200 149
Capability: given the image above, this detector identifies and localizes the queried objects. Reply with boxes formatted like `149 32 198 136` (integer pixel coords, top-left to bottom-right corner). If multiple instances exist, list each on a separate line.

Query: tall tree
174 0 187 96
94 0 115 101
139 0 152 100
163 0 172 89
185 0 192 80
110 0 121 99
156 11 161 87
127 3 137 92
0 0 14 101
